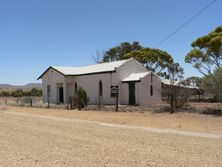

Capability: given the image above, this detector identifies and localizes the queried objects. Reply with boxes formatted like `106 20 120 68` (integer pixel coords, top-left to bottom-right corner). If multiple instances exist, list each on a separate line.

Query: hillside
0 83 42 90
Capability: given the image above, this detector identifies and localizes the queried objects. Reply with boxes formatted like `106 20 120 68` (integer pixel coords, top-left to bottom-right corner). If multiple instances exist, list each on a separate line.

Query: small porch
56 80 75 104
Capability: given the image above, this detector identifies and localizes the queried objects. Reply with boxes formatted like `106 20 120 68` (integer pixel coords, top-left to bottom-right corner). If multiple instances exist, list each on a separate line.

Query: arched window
47 85 51 97
99 80 103 96
75 83 77 93
150 84 153 96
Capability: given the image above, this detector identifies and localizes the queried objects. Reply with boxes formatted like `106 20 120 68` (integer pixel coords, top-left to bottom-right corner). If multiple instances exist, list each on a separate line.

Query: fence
0 97 222 114
0 97 66 109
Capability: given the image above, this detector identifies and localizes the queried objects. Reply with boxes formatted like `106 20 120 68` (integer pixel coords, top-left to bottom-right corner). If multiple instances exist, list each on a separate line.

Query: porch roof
122 72 150 82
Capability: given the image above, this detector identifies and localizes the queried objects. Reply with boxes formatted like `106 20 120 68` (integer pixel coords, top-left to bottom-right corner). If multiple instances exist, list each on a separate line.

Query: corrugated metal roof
122 72 150 82
162 79 200 89
52 59 129 76
161 79 177 85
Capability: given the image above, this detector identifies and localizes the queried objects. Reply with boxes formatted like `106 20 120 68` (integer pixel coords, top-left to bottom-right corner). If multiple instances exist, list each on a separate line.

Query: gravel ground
0 107 222 167
5 106 222 133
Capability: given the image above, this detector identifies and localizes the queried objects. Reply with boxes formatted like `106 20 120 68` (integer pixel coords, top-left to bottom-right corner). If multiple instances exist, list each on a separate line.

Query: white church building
38 58 162 106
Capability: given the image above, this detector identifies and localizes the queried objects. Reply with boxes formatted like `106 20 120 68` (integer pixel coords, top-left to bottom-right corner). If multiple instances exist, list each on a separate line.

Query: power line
153 0 217 47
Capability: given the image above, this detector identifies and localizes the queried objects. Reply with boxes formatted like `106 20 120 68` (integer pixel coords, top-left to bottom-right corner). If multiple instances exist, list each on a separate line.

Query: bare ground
0 106 222 166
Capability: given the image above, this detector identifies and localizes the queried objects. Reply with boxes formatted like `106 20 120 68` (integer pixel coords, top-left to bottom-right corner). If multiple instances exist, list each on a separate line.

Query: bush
201 108 222 116
73 87 89 110
162 85 191 113
0 88 42 97
201 68 222 102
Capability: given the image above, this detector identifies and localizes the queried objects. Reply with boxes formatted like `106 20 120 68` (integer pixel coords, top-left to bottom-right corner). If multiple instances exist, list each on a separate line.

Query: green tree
101 41 180 79
11 89 24 97
185 26 222 75
166 63 184 84
124 48 174 77
0 91 11 97
102 41 143 62
29 88 42 96
201 67 222 101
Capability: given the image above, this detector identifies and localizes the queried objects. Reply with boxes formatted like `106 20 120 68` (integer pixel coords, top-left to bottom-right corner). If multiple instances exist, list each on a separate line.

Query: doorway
59 87 64 103
128 82 136 105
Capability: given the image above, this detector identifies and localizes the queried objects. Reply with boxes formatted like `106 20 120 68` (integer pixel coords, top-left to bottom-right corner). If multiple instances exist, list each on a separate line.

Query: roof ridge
38 58 133 79
53 58 130 69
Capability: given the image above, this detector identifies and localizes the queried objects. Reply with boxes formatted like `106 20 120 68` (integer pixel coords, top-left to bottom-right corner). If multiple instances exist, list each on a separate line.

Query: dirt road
0 108 222 166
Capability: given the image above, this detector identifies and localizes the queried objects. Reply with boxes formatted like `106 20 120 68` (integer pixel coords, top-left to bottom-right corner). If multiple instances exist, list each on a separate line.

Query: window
99 80 103 96
75 83 77 93
150 72 153 83
47 85 51 97
150 85 153 96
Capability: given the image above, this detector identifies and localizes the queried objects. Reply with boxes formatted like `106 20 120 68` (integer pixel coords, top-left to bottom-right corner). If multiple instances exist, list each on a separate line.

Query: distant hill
0 83 42 90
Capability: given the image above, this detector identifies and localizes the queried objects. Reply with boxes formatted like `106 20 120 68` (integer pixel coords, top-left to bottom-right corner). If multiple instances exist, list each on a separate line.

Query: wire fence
0 97 66 109
0 97 222 115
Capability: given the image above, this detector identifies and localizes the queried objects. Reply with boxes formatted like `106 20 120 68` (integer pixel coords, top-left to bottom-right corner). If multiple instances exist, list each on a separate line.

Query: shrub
73 87 89 110
162 85 191 113
0 88 42 97
201 108 222 116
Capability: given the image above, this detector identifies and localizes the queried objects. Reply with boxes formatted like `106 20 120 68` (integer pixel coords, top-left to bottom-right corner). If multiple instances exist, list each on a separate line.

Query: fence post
47 98 50 108
5 99 7 104
70 96 73 110
98 96 101 110
17 98 19 104
30 98 32 107
115 95 118 112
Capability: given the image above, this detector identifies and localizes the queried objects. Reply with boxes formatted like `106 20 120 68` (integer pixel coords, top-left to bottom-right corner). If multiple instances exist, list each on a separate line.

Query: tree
124 48 174 78
102 41 143 62
0 91 11 97
11 89 24 97
201 67 222 102
166 62 184 84
29 88 42 96
101 41 178 79
185 26 222 75
92 50 105 63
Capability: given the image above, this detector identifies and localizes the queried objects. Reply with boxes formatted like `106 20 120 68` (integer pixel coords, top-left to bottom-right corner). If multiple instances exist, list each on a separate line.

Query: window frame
99 80 103 97
150 84 153 96
75 83 77 93
47 85 51 98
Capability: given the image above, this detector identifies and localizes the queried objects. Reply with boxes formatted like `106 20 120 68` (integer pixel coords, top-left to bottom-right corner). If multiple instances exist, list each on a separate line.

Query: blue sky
0 0 221 85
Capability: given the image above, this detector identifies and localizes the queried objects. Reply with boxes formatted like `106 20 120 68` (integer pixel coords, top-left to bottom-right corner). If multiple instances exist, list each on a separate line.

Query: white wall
41 68 65 103
119 83 128 105
75 72 117 105
116 58 147 104
115 58 147 81
138 74 162 105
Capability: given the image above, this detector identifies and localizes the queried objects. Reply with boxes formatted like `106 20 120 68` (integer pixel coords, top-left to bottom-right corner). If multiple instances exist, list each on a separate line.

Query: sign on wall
111 85 119 97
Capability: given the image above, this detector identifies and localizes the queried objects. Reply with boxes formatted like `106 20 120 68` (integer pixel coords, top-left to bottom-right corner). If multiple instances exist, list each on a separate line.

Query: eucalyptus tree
124 48 174 78
185 26 222 75
102 41 143 62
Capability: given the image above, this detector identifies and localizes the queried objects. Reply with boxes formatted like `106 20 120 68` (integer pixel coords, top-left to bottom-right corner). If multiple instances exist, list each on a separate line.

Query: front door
128 82 136 105
59 87 64 103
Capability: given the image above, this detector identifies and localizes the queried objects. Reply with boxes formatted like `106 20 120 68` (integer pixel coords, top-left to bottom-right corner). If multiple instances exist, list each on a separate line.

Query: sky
0 0 221 85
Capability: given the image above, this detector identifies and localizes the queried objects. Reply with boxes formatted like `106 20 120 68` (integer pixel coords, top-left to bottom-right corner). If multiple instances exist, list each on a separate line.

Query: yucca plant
73 87 89 110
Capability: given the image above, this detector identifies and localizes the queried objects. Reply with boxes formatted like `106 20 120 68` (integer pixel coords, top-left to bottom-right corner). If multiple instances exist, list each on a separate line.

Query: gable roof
38 59 130 80
122 72 150 82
